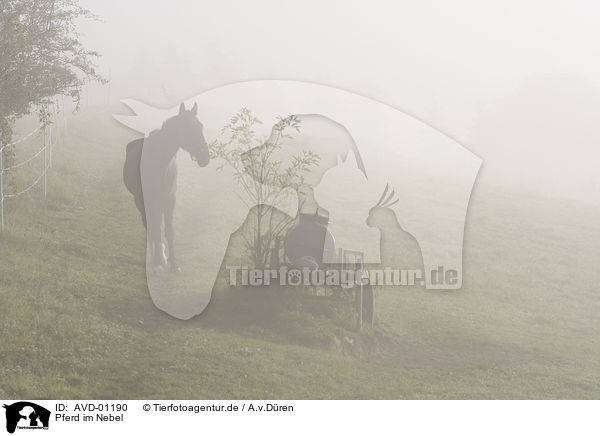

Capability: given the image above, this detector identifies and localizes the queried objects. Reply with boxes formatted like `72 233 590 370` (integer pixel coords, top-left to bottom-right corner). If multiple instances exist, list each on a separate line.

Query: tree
211 108 320 269
0 0 105 148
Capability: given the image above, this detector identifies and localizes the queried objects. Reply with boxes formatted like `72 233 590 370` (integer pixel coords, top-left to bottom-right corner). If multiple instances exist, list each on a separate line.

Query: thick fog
77 0 600 204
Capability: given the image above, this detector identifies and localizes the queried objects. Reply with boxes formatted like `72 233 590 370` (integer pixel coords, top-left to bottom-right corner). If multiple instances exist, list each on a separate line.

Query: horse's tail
123 138 147 227
123 138 143 194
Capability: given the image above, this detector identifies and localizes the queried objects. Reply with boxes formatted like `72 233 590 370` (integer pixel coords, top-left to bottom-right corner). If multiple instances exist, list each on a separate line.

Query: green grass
0 106 599 399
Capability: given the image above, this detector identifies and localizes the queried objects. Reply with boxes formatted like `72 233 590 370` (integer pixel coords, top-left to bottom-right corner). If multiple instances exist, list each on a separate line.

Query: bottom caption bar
0 400 596 435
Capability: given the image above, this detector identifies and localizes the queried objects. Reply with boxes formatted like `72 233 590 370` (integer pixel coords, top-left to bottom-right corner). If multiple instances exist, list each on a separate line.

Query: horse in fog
123 102 209 272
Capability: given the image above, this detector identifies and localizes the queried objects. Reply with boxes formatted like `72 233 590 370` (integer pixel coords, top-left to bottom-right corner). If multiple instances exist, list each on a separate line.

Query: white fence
0 104 66 230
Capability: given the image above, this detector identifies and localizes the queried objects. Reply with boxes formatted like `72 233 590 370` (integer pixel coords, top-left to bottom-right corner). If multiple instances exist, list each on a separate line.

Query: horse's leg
134 194 147 229
147 206 165 272
164 193 180 272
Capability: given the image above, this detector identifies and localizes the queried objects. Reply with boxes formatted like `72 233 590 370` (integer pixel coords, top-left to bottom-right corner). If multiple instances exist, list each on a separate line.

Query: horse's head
169 102 210 167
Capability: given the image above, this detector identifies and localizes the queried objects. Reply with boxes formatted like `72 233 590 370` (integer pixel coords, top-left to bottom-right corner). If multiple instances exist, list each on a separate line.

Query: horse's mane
147 115 179 138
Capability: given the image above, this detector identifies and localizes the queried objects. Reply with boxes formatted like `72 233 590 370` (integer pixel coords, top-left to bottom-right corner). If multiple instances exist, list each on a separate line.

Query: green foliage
0 0 105 146
210 108 320 268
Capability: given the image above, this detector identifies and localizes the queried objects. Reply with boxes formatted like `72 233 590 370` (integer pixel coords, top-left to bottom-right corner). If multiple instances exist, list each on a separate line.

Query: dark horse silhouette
123 102 209 272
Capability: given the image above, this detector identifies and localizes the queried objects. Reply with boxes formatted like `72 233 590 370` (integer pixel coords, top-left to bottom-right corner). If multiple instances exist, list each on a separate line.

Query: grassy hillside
0 106 598 399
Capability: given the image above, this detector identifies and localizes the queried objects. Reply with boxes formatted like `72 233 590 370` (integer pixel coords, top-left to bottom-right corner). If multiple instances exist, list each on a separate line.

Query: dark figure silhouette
123 102 209 272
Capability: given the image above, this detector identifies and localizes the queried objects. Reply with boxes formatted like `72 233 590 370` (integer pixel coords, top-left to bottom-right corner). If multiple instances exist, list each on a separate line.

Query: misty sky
77 0 600 202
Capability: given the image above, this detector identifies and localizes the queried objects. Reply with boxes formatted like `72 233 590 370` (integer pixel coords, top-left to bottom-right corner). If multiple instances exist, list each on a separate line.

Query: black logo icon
3 402 50 434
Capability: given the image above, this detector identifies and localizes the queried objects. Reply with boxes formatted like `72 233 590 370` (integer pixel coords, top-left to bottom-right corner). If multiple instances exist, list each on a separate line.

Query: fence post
49 126 53 169
61 95 68 137
43 127 47 199
0 142 4 231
